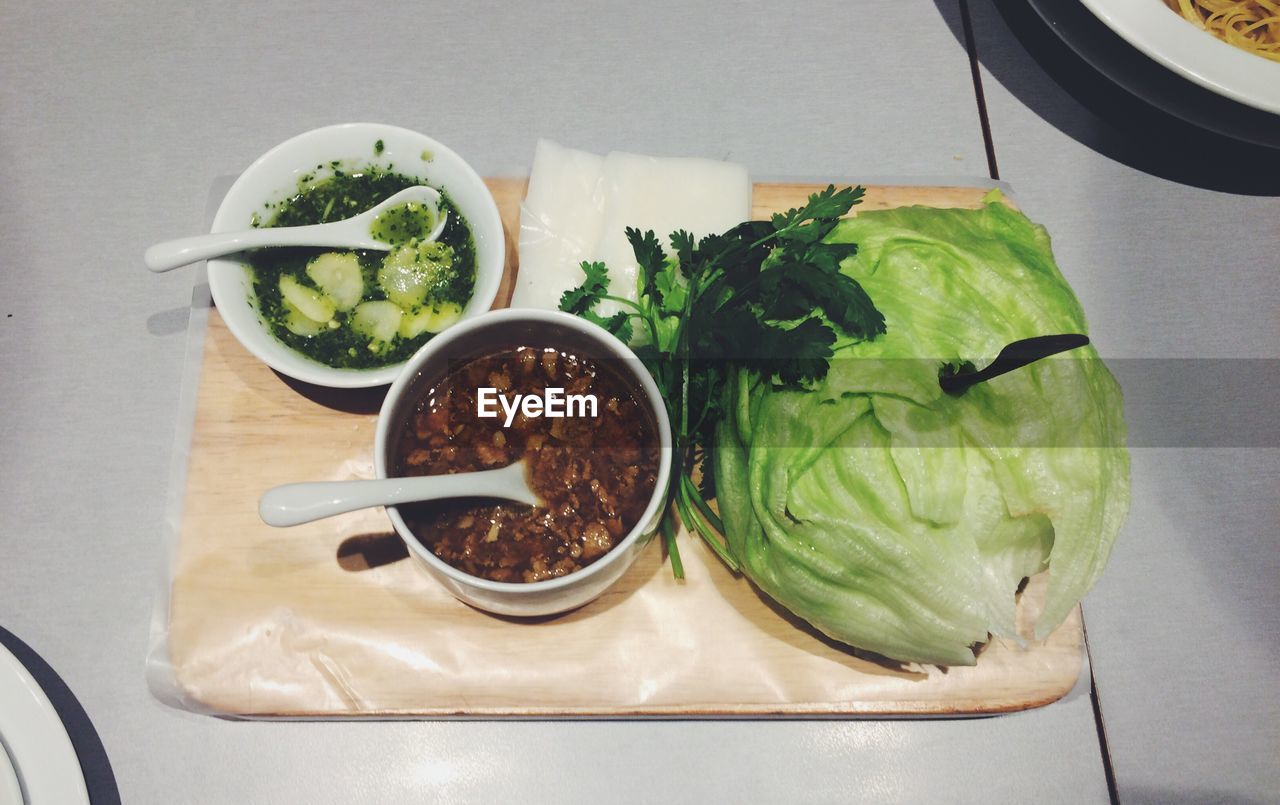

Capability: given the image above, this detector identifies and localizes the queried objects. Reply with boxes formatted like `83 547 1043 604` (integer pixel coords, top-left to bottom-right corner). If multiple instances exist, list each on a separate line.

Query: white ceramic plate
1018 0 1280 148
0 740 20 805
0 644 89 805
1079 0 1280 114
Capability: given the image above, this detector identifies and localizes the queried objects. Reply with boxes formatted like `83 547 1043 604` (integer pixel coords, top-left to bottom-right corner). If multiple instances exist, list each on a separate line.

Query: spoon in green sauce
144 185 446 272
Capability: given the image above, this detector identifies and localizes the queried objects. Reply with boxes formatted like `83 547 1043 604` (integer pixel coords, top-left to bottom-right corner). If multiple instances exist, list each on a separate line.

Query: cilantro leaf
558 261 611 314
758 316 838 386
626 228 665 276
670 230 696 272
626 227 665 304
654 261 687 314
773 184 865 231
755 261 886 340
582 309 632 345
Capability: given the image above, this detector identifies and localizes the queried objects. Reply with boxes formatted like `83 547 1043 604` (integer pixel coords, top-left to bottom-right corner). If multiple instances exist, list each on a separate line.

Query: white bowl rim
207 122 504 389
374 308 674 595
1079 0 1280 115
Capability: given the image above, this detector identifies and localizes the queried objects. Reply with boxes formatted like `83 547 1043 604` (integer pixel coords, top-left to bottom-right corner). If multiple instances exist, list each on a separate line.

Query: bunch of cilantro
559 185 886 576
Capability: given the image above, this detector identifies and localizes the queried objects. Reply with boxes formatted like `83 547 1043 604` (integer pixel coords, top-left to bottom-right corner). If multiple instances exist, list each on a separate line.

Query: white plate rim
1079 0 1280 114
0 643 90 805
0 735 20 805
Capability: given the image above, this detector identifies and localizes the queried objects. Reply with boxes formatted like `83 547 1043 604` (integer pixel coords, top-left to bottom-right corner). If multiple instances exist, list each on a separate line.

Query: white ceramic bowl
374 309 673 617
1081 0 1280 115
208 123 505 388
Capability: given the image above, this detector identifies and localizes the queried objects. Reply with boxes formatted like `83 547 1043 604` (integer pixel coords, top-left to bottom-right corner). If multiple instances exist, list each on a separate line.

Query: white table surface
7 0 1272 802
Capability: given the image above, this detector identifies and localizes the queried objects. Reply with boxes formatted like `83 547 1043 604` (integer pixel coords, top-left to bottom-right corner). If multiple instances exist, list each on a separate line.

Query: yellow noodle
1163 0 1280 60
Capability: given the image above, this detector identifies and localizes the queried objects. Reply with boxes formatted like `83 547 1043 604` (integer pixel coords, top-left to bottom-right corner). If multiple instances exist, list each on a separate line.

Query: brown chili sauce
392 345 660 583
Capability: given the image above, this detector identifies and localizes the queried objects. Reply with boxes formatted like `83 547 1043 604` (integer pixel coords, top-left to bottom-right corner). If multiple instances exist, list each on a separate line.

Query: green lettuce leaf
715 194 1130 666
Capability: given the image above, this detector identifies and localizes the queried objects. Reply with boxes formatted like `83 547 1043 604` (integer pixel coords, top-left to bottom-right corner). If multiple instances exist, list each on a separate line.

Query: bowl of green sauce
207 123 504 388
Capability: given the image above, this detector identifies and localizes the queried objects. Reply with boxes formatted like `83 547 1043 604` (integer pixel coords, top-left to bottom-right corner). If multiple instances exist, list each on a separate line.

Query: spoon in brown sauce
259 459 540 527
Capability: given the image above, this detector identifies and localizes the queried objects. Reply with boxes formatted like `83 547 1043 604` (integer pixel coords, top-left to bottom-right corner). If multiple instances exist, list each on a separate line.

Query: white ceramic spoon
144 185 446 273
258 460 540 528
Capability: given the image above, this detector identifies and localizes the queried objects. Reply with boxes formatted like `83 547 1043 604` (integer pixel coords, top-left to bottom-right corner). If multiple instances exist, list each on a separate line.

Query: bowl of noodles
1079 0 1280 114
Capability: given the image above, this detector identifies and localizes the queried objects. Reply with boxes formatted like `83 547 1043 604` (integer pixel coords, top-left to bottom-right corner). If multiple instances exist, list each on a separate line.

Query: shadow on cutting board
935 0 1280 195
336 532 409 571
274 371 387 415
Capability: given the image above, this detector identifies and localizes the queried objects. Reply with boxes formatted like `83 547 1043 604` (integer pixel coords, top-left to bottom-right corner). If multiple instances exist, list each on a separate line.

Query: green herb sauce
246 166 477 370
370 201 436 245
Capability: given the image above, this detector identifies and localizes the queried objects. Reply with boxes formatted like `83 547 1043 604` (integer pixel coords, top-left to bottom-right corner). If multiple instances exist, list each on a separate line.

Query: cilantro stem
597 294 646 314
636 313 663 350
676 482 739 572
686 391 717 444
660 506 684 580
587 294 663 347
681 473 725 534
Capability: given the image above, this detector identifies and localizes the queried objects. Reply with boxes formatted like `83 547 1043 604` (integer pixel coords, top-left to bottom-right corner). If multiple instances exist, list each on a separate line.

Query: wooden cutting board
163 180 1084 717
